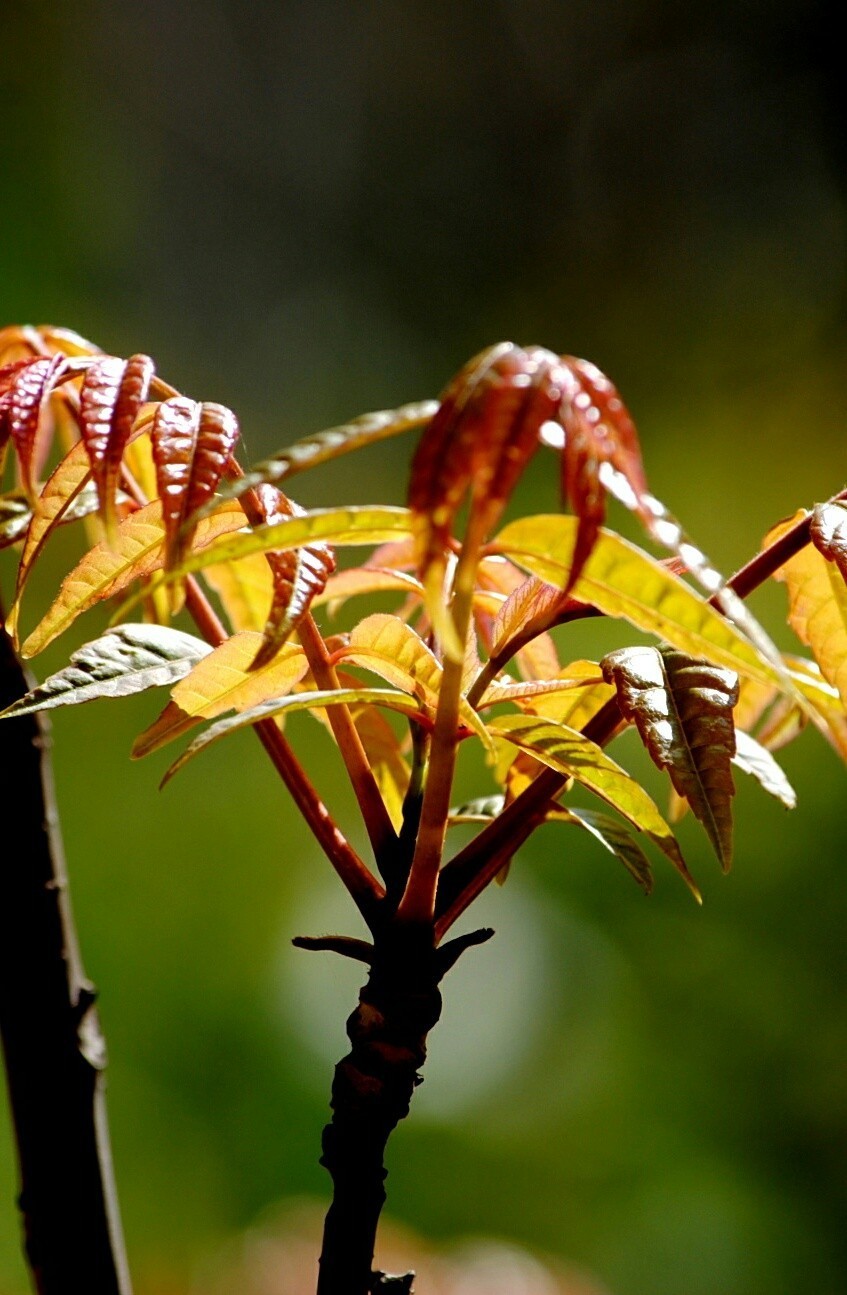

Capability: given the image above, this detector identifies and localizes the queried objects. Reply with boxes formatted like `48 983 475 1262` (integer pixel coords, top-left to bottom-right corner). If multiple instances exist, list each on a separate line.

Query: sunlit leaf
192 400 438 522
1 354 68 498
132 632 308 757
0 625 210 718
0 493 32 549
153 506 414 587
810 500 847 582
151 398 240 567
602 645 739 870
79 353 154 543
519 660 616 731
348 704 411 831
203 553 274 633
160 686 429 785
21 499 247 657
312 566 423 614
479 672 606 708
732 730 796 810
248 485 336 670
767 510 847 707
489 711 698 898
496 515 785 690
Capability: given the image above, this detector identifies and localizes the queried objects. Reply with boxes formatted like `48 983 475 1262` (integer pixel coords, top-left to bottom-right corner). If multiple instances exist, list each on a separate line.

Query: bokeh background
2 2 846 1292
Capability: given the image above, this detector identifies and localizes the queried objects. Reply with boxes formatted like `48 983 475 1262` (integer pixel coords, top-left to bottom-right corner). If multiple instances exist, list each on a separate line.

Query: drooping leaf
601 645 739 870
21 499 247 657
0 625 211 718
1 354 68 497
193 399 439 520
767 510 847 707
248 485 336 670
160 686 430 785
810 501 847 582
732 730 796 809
79 353 154 543
496 515 785 690
489 711 698 897
151 398 240 567
132 632 308 756
555 357 649 591
347 704 411 832
782 654 847 759
312 566 423 614
558 806 654 894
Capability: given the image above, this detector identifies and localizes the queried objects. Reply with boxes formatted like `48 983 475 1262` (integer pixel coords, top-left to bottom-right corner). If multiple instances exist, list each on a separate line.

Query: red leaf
557 357 648 591
0 355 68 497
151 398 240 567
79 354 155 542
408 343 562 575
249 485 336 669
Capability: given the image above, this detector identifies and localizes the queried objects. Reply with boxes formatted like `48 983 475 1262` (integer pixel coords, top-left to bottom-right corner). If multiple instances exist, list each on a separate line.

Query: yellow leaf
202 553 275 634
766 511 847 707
21 500 247 657
496 515 784 690
132 633 307 756
489 712 699 899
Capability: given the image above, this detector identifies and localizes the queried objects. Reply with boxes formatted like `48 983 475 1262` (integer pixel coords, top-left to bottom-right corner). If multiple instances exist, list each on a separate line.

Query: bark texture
0 621 131 1295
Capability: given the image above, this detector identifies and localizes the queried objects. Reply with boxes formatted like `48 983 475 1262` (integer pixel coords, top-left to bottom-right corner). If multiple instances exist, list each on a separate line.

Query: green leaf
160 686 429 785
496 515 784 690
0 625 211 718
732 730 796 810
488 711 698 899
602 645 739 870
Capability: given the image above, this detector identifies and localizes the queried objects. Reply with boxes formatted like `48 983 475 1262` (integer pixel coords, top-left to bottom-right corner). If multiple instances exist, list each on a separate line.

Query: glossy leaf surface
0 625 210 718
602 645 739 870
151 398 240 567
732 730 796 810
79 353 154 543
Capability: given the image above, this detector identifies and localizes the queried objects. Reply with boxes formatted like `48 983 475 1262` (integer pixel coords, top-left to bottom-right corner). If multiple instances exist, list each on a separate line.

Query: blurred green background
2 2 846 1292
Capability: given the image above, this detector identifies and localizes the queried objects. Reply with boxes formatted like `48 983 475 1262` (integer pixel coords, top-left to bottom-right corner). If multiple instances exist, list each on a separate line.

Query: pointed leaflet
811 501 847 582
248 485 336 670
767 510 847 707
732 730 796 810
151 397 240 567
601 645 738 870
0 493 33 549
517 661 615 731
312 566 423 614
132 633 308 757
0 625 211 718
408 344 561 587
336 613 492 749
79 353 154 543
21 499 247 657
161 687 430 786
347 704 411 832
554 357 649 591
1 354 68 498
141 507 414 589
496 515 785 690
488 712 698 898
192 399 439 520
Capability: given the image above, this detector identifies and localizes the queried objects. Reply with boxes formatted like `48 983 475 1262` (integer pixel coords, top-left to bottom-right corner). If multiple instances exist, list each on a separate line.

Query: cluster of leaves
2 326 846 940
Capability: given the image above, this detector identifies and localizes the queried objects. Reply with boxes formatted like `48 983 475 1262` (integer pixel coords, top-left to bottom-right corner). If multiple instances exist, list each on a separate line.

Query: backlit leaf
348 704 411 832
21 499 246 657
151 398 240 567
79 353 154 543
767 510 847 707
558 806 654 894
2 354 68 497
202 553 274 633
154 506 414 583
732 730 796 810
160 686 429 785
602 645 739 870
0 625 210 718
496 515 784 690
248 485 336 670
489 711 698 898
132 632 308 757
519 660 616 731
312 566 423 613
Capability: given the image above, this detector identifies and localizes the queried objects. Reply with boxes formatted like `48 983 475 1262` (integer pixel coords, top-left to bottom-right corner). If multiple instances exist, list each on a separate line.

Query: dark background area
2 3 846 1292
